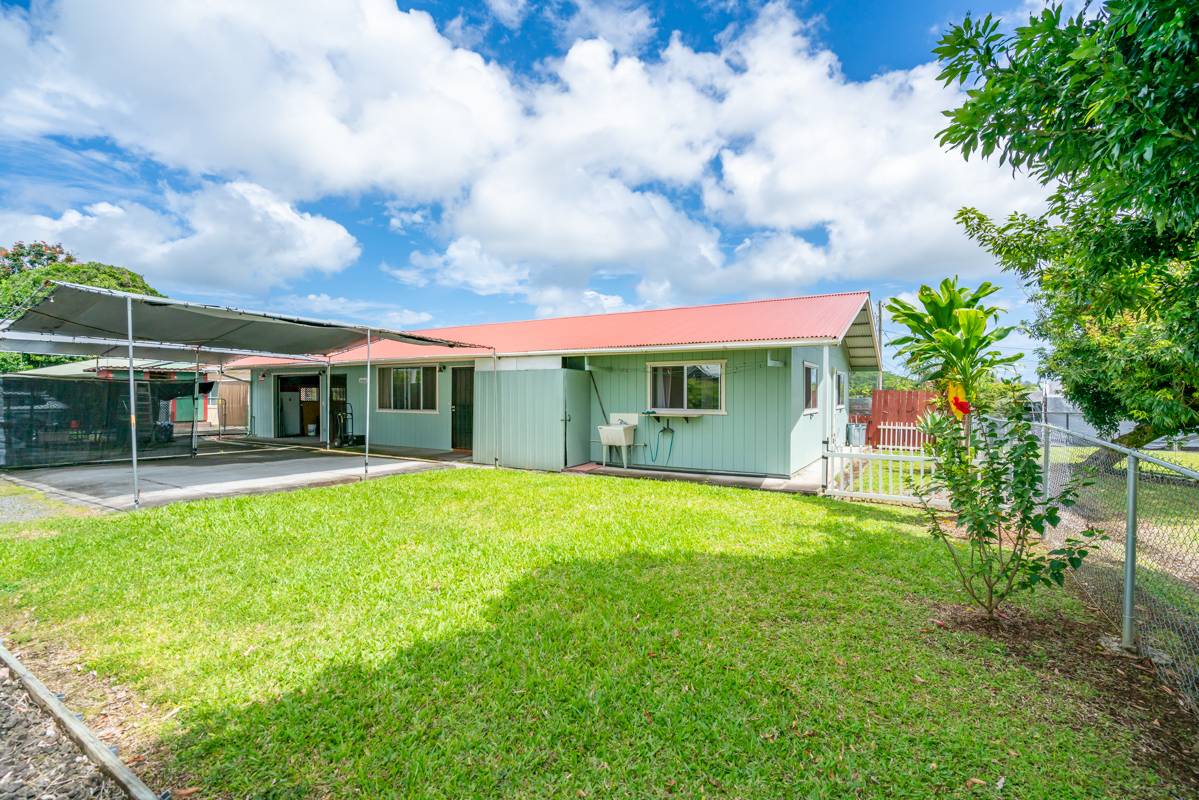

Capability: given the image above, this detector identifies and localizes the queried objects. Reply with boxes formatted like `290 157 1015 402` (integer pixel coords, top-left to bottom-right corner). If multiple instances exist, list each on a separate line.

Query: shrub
918 412 1102 617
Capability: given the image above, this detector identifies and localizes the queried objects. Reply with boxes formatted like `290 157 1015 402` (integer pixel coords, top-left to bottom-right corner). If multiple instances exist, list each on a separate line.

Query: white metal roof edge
0 331 330 364
257 337 844 368
38 281 479 350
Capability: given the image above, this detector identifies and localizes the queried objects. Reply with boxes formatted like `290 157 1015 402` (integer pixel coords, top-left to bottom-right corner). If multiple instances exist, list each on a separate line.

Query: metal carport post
364 328 371 477
125 297 140 509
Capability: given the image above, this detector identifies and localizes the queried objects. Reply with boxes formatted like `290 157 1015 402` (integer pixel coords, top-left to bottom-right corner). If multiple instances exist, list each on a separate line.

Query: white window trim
834 369 847 410
803 361 820 415
376 364 440 414
645 359 727 415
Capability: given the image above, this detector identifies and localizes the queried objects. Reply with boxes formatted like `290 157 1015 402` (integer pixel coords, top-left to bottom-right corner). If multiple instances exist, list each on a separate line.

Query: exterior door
563 369 591 467
451 367 474 450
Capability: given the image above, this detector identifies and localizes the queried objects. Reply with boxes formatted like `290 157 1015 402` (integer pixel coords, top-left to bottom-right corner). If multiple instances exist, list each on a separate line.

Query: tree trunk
1078 422 1157 474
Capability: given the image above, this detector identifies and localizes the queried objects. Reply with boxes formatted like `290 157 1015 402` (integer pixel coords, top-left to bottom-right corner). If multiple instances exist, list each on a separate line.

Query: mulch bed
0 664 125 799
929 600 1199 794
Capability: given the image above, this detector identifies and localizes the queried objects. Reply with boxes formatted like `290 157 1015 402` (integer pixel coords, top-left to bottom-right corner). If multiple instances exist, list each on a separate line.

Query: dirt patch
928 600 1199 793
1 616 184 796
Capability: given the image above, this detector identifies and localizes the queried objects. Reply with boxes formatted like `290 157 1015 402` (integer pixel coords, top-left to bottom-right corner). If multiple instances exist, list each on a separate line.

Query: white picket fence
876 422 930 451
822 447 945 507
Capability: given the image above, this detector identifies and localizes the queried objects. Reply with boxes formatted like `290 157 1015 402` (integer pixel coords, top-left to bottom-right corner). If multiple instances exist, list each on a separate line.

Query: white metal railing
876 421 930 451
822 447 945 507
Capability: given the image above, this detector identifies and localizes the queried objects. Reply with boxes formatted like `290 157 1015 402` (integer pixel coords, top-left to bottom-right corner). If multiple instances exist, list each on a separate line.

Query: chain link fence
1036 420 1199 709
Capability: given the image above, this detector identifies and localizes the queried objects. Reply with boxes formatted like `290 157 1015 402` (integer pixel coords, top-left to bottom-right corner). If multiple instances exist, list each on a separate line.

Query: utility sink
598 423 637 468
598 423 637 447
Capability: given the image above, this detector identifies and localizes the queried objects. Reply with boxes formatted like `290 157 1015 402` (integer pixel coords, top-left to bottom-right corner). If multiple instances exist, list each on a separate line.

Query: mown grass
0 469 1182 798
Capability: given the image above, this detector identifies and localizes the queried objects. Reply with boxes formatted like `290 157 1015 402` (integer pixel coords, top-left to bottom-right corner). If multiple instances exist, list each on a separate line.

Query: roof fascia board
267 337 841 369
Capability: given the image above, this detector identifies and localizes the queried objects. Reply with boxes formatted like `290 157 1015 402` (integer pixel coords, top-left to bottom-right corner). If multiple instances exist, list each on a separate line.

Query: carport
0 281 473 508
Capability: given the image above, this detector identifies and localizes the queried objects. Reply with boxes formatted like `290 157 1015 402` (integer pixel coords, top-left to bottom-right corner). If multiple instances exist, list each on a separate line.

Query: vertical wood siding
788 344 850 473
587 348 791 477
474 368 566 470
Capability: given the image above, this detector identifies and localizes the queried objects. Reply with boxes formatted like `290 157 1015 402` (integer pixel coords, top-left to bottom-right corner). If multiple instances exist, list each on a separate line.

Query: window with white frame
378 365 438 412
648 362 724 412
803 363 819 413
835 369 847 408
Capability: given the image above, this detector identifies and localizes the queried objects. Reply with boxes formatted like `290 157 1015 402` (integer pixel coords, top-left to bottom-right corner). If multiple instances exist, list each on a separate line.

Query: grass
0 469 1186 798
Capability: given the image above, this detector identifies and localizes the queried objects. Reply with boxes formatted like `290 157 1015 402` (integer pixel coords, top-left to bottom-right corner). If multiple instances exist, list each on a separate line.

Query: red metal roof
236 291 869 366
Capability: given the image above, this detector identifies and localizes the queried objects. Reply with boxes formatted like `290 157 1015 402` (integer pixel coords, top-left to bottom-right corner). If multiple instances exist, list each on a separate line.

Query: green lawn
0 469 1183 798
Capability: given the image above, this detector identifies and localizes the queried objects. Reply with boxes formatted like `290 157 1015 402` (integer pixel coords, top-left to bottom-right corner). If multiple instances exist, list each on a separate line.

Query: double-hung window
647 362 724 413
378 365 438 412
803 363 819 413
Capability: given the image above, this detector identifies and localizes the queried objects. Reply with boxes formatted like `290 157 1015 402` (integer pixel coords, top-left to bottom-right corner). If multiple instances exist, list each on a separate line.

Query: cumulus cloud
0 0 522 201
0 0 1048 309
276 292 433 327
0 182 360 292
555 1 657 54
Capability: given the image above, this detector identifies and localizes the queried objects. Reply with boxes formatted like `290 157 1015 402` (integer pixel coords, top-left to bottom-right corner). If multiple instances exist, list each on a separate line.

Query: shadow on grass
164 534 1171 799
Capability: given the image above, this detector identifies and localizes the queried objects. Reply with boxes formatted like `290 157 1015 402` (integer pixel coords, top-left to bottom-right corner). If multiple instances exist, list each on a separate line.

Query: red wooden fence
858 389 938 447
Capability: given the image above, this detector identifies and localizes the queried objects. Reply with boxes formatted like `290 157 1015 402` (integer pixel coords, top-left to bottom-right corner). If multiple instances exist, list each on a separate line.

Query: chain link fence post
1122 453 1139 652
1041 424 1051 502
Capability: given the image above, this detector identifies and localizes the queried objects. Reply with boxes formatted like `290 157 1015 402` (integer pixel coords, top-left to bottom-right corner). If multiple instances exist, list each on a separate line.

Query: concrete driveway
2 441 459 512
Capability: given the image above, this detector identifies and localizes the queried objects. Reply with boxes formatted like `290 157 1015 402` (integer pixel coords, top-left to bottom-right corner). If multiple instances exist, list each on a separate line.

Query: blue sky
0 0 1050 376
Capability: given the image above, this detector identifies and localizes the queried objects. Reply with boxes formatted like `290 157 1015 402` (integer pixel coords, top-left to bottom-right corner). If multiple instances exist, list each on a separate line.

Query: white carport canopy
0 281 477 508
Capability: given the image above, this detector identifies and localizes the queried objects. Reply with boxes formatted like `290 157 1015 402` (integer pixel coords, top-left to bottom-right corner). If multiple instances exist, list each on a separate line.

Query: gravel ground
0 493 57 523
0 665 125 799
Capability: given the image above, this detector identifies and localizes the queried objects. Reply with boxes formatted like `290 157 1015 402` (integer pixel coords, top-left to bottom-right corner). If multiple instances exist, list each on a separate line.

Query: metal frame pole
125 297 140 510
191 349 200 456
325 360 332 449
364 329 371 477
1122 453 1139 651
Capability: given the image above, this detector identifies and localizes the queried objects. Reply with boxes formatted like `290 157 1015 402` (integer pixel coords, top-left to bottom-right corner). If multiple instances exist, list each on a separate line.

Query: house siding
586 348 792 477
788 344 852 474
474 367 566 471
249 341 857 478
249 363 469 448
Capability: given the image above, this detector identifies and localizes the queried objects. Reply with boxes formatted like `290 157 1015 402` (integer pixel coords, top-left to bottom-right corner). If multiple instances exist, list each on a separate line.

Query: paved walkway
4 443 459 512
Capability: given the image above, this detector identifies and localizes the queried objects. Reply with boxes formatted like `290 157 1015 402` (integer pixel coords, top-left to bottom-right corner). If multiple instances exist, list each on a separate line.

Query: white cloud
379 262 430 288
0 0 522 201
408 236 529 296
275 293 433 327
555 1 657 54
525 286 631 317
0 182 359 292
486 0 529 28
0 0 1050 314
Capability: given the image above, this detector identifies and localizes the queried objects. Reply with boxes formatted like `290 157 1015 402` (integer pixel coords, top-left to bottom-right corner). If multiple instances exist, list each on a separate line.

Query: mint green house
244 292 881 479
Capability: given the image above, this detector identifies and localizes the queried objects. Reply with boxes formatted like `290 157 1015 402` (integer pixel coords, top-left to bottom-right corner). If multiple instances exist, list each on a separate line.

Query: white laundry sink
598 423 636 447
598 423 637 468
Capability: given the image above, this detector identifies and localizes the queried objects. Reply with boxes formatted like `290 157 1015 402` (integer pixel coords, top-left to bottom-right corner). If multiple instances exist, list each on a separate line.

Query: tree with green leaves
848 371 923 398
885 278 1022 412
0 243 160 373
936 1 1199 445
1 241 75 277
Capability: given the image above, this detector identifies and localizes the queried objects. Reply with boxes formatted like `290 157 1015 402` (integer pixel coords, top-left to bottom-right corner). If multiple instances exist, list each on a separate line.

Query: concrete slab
3 443 462 512
565 459 823 494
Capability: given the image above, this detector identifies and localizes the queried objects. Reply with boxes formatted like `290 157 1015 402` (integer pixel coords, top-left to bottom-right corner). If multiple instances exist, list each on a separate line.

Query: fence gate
823 446 944 507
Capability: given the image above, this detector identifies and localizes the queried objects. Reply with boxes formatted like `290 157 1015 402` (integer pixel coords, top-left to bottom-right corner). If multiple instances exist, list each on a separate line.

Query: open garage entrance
275 374 322 440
